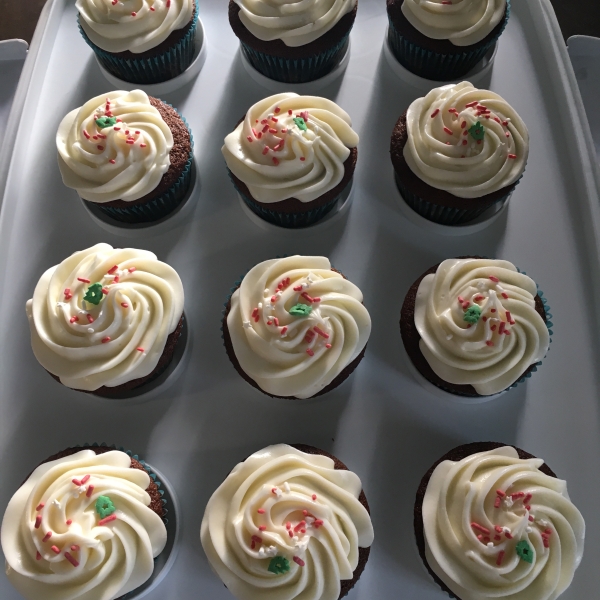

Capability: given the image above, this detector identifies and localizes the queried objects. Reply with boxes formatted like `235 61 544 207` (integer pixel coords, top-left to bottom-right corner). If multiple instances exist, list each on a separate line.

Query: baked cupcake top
201 444 374 600
1 449 167 600
422 446 585 600
401 0 506 46
57 90 174 204
404 81 528 199
227 255 371 399
223 93 358 204
76 0 195 54
414 258 549 395
234 0 356 47
26 243 184 392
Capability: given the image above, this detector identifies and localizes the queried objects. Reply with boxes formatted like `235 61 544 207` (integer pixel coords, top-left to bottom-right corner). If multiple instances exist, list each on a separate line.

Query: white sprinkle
258 547 265 558
446 334 453 340
258 302 263 309
264 289 270 295
266 545 278 557
292 536 299 544
87 328 94 333
526 527 533 533
487 542 494 548
283 482 291 493
56 302 66 308
51 499 61 509
272 487 282 498
538 519 548 527
503 527 512 535
503 497 514 508
305 516 315 525
243 321 251 329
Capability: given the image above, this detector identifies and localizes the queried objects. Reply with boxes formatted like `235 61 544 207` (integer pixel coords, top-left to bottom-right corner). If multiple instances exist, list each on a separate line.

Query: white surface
96 18 207 96
383 27 498 90
1 1 600 600
239 40 351 93
568 35 600 161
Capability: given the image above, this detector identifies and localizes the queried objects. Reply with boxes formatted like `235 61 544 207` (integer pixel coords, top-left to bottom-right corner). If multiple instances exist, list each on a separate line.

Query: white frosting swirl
1 449 167 600
25 243 184 391
201 444 374 600
77 0 195 54
401 0 506 47
414 258 549 395
423 446 585 600
234 0 356 47
227 256 371 399
223 93 358 204
404 82 528 199
57 90 173 204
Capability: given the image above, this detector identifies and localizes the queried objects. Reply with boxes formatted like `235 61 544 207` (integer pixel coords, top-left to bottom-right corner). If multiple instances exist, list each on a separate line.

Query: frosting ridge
223 93 358 204
403 82 528 199
201 444 374 600
26 243 184 391
226 256 371 399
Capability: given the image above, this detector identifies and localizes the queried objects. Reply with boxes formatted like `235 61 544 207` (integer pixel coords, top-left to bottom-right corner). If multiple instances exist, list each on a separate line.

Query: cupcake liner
394 171 521 226
387 0 510 81
88 109 194 224
230 171 350 228
240 34 350 84
78 3 199 85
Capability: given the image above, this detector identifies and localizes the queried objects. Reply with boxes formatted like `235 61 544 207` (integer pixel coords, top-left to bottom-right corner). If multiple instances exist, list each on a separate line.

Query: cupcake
390 81 528 225
414 442 585 600
223 256 371 399
77 0 199 84
201 443 374 600
229 0 356 83
400 258 550 397
26 243 185 397
224 93 358 228
57 90 194 224
1 445 170 600
387 0 510 81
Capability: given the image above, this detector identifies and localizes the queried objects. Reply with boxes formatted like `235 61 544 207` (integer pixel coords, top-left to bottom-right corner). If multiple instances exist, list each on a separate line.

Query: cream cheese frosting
26 243 184 391
223 93 358 204
200 444 374 600
226 256 371 399
235 0 356 47
414 258 549 395
57 90 173 204
77 0 195 54
1 449 167 600
423 446 585 600
403 82 528 199
401 0 506 47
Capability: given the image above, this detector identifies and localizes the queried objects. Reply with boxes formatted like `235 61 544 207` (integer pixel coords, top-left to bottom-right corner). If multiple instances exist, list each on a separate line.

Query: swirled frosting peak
57 90 173 204
1 449 167 600
26 243 184 391
423 446 585 600
404 82 528 199
223 93 358 203
227 256 371 399
414 258 549 395
234 0 356 47
401 0 506 47
201 444 374 600
77 0 195 54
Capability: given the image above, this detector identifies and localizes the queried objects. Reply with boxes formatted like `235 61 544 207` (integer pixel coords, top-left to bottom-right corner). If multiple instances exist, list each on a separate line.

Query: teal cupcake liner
394 171 521 226
78 2 198 85
230 170 349 228
240 34 350 83
387 0 510 81
88 109 194 224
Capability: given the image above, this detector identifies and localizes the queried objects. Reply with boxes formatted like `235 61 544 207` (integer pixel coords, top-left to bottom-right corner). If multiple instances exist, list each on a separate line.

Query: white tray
1 1 600 599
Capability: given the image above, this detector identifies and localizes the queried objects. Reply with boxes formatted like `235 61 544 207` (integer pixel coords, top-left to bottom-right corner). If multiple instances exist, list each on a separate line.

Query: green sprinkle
463 305 482 324
95 116 117 129
516 539 533 563
83 283 104 306
293 117 307 132
469 121 485 141
95 496 115 519
289 303 312 317
268 556 290 575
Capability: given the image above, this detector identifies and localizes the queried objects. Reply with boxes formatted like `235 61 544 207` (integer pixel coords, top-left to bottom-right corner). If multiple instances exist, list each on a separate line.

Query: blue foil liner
88 109 194 224
78 2 199 85
230 170 350 228
387 0 510 81
394 171 520 226
240 34 350 84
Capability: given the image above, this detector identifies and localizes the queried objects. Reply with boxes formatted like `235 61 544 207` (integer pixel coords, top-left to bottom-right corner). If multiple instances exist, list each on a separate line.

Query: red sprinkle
471 522 490 535
489 276 500 283
501 292 509 299
273 157 280 165
281 327 288 335
461 121 467 129
77 277 91 283
257 508 265 514
486 341 494 347
51 545 60 554
128 267 136 273
66 520 72 526
529 516 534 522
269 128 277 134
36 503 45 511
102 288 109 295
465 101 478 108
259 526 267 531
313 326 329 339
247 136 253 142
81 475 90 485
293 556 305 567
325 343 332 349
301 292 314 303
508 154 517 159
42 532 52 542
72 478 82 486
97 145 104 151
286 522 292 530
430 109 440 118
494 497 501 508
262 146 269 155
496 490 506 497
121 303 129 308
101 337 111 343
275 107 281 113
70 316 79 324
137 347 144 352
314 519 324 528
109 159 116 164
462 140 467 145
543 537 550 548
36 551 42 560
64 552 79 567
113 275 120 283
35 515 42 529
87 314 94 323
98 514 117 526
288 530 293 538
288 110 292 115
131 12 137 16
306 348 314 356
312 494 317 501
491 308 497 313
505 531 513 539
300 157 305 161
496 551 505 566
86 485 94 498
444 127 453 135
